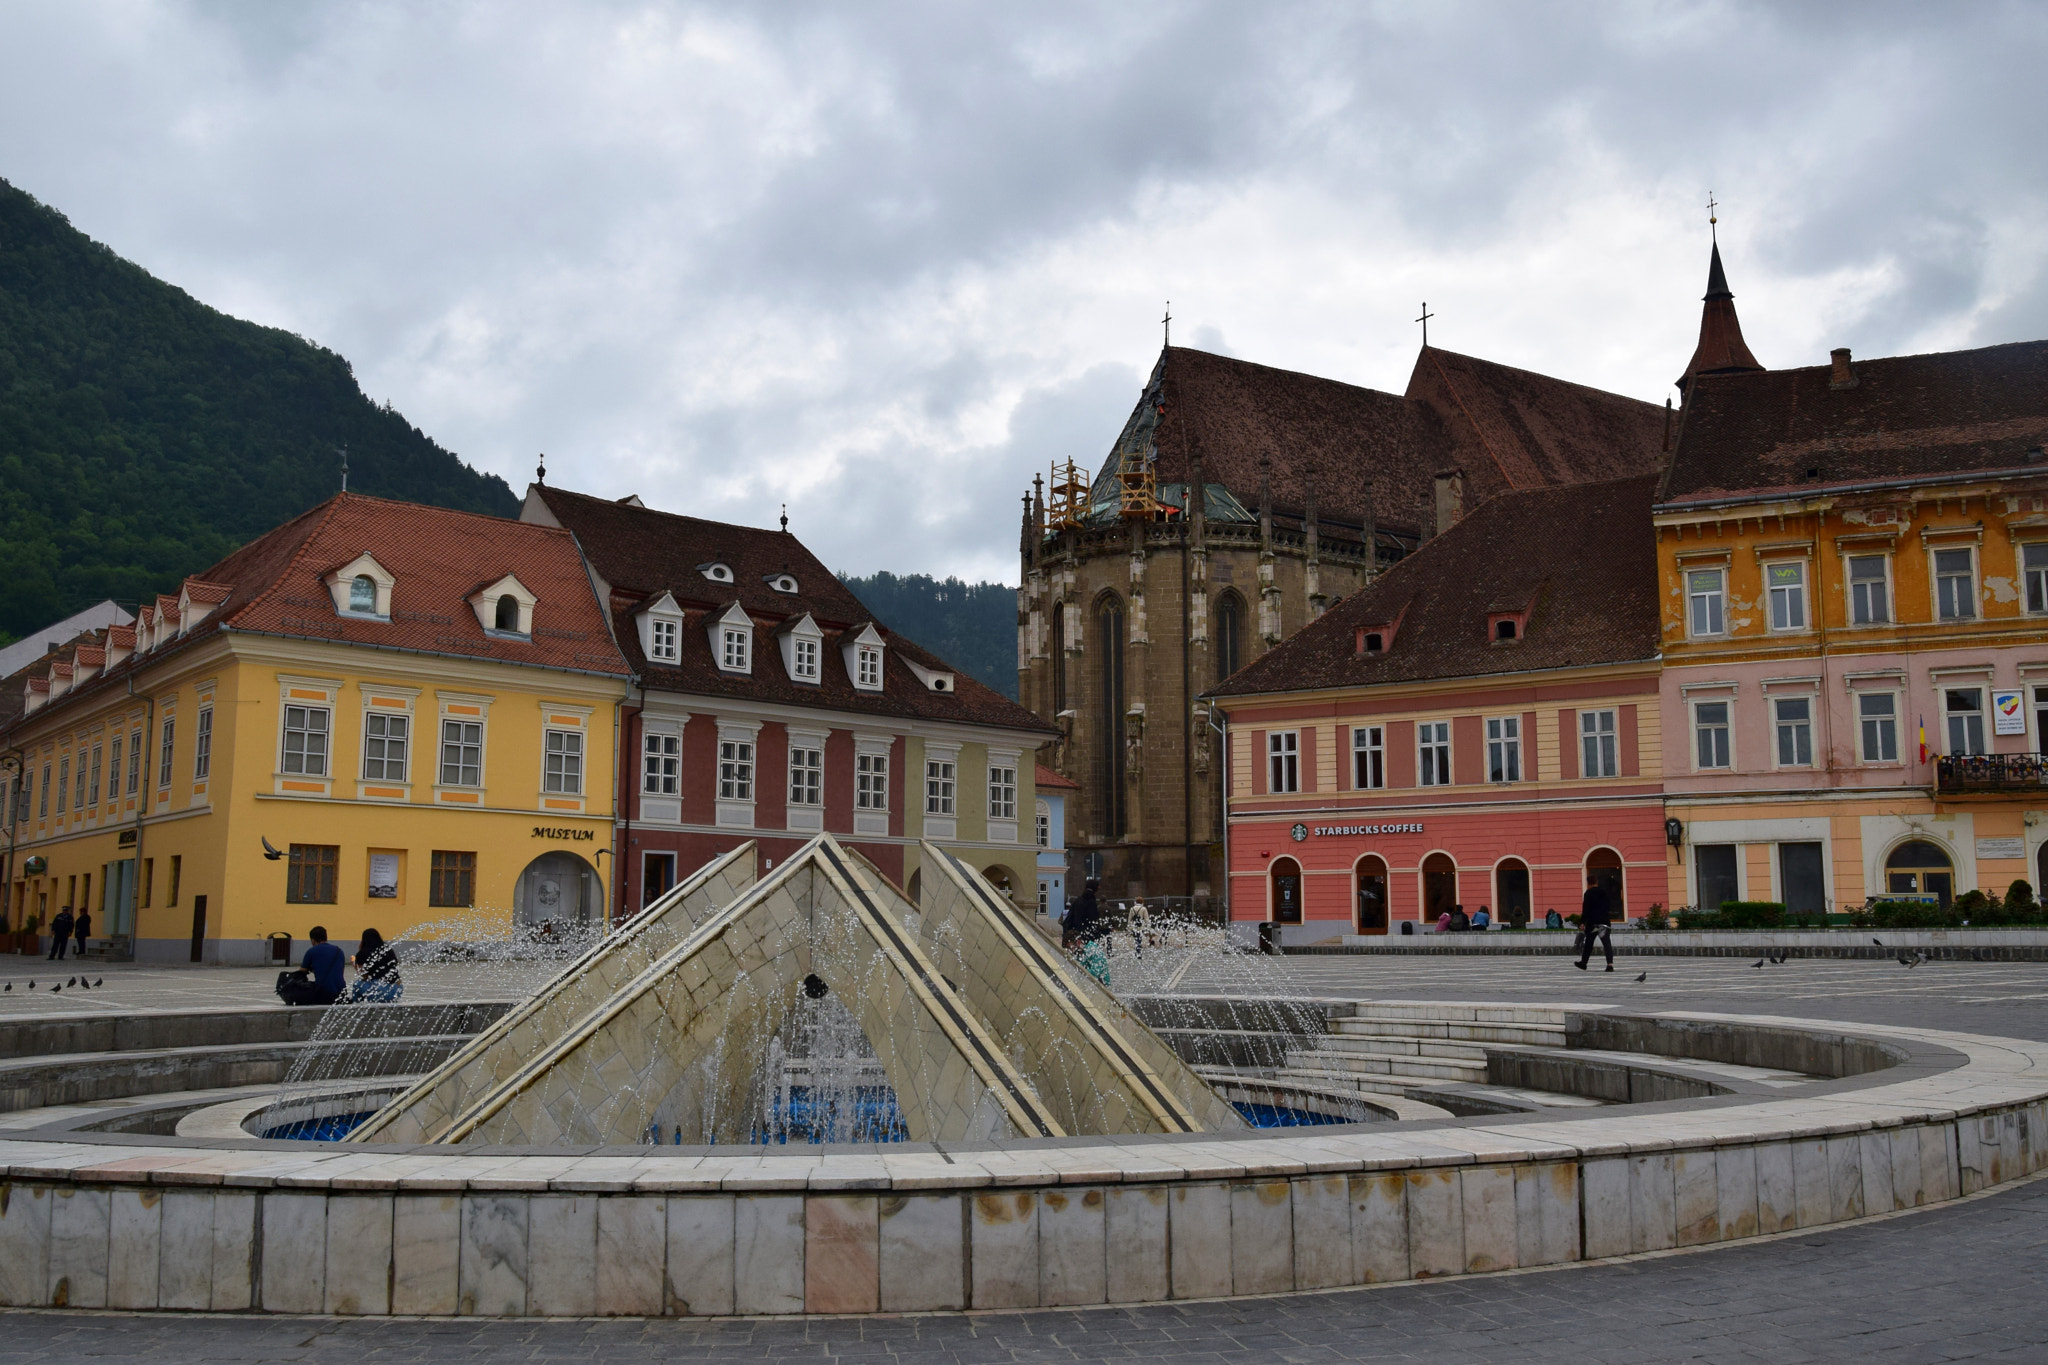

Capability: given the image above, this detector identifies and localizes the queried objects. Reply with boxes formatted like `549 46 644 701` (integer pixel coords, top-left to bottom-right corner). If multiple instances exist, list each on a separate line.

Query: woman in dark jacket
347 928 404 1002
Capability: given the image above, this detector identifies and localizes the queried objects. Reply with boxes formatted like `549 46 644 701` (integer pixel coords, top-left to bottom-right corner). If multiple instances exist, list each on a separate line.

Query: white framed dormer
905 659 956 694
844 622 887 692
636 591 686 665
699 561 736 586
178 580 231 634
470 574 536 638
779 613 824 685
765 572 800 594
325 553 395 620
708 601 754 674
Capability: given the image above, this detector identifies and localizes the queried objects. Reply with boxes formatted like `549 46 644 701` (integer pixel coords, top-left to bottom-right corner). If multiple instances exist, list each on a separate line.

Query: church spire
1676 233 1763 399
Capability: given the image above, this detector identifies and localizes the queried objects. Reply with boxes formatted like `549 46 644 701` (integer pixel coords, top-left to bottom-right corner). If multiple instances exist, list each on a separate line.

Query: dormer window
327 554 395 620
707 601 753 674
468 573 536 638
777 612 825 684
700 562 735 585
795 638 818 678
350 576 377 613
1495 619 1516 641
859 647 880 686
842 622 887 692
1361 631 1384 654
905 659 956 693
651 618 679 662
1487 606 1531 644
494 595 519 632
767 573 799 594
635 590 686 665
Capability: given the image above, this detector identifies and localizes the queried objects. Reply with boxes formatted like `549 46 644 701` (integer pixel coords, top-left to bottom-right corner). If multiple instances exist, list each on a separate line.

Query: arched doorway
1354 855 1389 934
1495 857 1531 926
1422 852 1457 923
1586 847 1624 916
515 851 600 930
1886 840 1954 907
1270 857 1303 923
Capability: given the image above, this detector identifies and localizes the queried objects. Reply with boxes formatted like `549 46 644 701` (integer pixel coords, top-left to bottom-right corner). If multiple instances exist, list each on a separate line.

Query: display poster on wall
367 853 400 899
1993 690 2027 735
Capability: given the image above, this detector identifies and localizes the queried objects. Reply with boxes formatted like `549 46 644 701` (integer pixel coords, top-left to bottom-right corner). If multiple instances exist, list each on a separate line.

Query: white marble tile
732 1194 804 1315
1229 1179 1293 1296
1459 1166 1516 1274
879 1194 964 1312
1038 1186 1106 1306
1403 1169 1462 1279
595 1196 665 1316
1579 1157 1630 1259
209 1193 257 1311
324 1196 394 1316
1351 1170 1400 1285
804 1194 878 1314
1169 1183 1231 1299
459 1195 530 1317
259 1193 326 1315
1671 1149 1717 1248
1513 1162 1578 1268
1857 1132 1896 1216
667 1195 735 1316
156 1191 214 1312
1290 1175 1350 1291
1824 1137 1866 1222
106 1187 162 1310
970 1189 1039 1309
1926 1123 1960 1203
1713 1144 1758 1242
393 1194 461 1316
1790 1139 1830 1228
1888 1128 1924 1209
1104 1185 1169 1304
1753 1142 1796 1235
0 1183 52 1307
527 1194 599 1318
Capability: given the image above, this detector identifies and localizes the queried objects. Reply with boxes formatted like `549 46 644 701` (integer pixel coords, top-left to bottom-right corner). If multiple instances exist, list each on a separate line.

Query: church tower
1676 235 1764 398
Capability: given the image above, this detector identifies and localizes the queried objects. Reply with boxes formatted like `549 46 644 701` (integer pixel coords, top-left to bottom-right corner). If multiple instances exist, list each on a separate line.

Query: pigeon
25 981 33 989
1898 952 1915 967
1752 958 1765 968
50 986 60 994
93 978 102 987
66 977 75 987
1872 937 1884 947
261 836 285 861
1634 971 1648 982
4 982 11 992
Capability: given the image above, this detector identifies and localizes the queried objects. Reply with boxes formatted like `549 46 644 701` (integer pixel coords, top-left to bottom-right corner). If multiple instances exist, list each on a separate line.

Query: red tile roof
530 485 1059 738
1676 243 1764 394
1209 474 1661 699
1035 763 1080 791
1661 339 2048 507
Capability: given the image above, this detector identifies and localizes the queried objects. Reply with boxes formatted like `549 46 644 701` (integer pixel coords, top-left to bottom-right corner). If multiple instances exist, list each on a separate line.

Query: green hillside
838 571 1017 700
0 179 517 646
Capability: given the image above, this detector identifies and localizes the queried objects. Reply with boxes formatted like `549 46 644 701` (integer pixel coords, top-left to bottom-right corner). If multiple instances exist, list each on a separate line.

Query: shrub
1867 900 1960 929
1718 901 1787 929
1643 902 1669 930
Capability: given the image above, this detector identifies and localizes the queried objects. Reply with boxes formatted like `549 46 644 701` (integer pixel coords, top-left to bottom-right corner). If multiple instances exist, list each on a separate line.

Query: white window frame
280 704 329 777
1352 725 1385 790
193 706 214 781
1687 567 1726 637
1933 546 1977 621
1268 730 1300 794
1035 800 1051 848
439 718 484 787
2024 542 2048 615
722 628 751 672
1764 560 1808 632
858 646 882 689
1772 694 1815 768
362 711 410 782
1580 709 1618 778
856 750 889 810
925 756 957 815
1857 690 1901 765
718 737 754 801
543 728 584 795
1417 721 1450 786
649 617 680 662
788 743 823 806
642 731 681 795
1847 553 1891 625
988 763 1017 821
793 636 820 681
1943 685 1987 756
1692 698 1733 771
157 718 174 790
1486 716 1521 783
126 727 142 796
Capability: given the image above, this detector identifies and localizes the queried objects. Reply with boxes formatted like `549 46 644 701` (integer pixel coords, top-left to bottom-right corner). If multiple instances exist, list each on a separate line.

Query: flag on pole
1918 715 1929 764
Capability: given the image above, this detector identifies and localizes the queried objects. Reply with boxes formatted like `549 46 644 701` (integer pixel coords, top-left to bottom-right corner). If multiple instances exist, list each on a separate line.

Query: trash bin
1258 921 1279 955
1399 920 1415 936
268 931 293 964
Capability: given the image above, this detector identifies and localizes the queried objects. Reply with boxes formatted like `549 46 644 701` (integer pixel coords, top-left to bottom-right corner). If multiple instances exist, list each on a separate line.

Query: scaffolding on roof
1047 459 1091 531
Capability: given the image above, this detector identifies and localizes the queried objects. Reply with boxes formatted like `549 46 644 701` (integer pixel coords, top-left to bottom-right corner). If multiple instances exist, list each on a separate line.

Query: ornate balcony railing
1936 753 2048 793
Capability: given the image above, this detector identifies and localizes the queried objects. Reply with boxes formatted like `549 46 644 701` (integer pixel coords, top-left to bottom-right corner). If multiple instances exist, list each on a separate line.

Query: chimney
1432 470 1464 539
1830 348 1857 390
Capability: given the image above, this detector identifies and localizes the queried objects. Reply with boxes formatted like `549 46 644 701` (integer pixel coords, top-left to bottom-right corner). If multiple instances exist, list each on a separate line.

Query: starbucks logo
1290 823 1308 843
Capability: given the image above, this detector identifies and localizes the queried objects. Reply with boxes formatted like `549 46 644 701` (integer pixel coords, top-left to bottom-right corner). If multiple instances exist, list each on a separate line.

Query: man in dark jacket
1573 876 1615 971
47 907 74 961
1063 881 1102 949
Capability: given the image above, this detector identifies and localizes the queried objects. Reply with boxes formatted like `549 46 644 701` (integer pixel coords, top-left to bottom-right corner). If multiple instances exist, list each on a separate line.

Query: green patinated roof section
1078 353 1253 526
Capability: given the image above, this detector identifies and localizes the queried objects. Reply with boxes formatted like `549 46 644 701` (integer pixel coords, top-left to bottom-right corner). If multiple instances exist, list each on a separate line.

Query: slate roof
1676 242 1764 394
1086 345 1666 542
528 485 1059 737
1661 340 2048 508
1208 474 1661 699
4 493 628 736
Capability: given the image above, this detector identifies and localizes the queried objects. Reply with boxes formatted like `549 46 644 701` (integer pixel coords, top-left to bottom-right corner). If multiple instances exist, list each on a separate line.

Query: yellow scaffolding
1047 459 1091 530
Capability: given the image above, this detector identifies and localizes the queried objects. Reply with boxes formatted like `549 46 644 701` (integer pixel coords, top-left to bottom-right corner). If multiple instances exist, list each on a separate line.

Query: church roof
1085 344 1665 540
1676 242 1763 394
1207 473 1661 699
1660 339 2048 508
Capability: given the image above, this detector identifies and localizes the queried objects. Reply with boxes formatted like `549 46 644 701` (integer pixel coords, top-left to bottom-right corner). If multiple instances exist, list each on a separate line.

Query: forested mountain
0 179 516 646
837 571 1017 700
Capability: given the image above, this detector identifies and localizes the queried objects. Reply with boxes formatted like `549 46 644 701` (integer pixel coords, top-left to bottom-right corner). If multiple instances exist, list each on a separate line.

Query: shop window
1495 857 1531 925
1270 856 1302 924
1779 842 1825 915
429 851 476 908
1695 844 1738 911
1356 855 1389 934
286 844 338 904
1422 852 1457 921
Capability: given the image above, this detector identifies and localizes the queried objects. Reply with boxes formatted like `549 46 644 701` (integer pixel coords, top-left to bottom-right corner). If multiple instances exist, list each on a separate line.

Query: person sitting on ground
275 926 346 1006
1544 908 1564 930
1448 904 1470 932
1471 905 1491 930
1434 909 1452 933
346 927 404 1003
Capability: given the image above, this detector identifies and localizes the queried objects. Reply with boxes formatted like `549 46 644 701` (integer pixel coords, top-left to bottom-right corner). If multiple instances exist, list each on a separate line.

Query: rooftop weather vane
338 444 349 493
1708 191 1719 243
1162 302 1171 348
1416 302 1435 348
536 453 546 485
780 503 788 533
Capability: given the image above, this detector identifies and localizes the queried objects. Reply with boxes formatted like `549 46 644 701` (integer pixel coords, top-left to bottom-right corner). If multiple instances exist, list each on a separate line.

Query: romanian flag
1919 716 1929 764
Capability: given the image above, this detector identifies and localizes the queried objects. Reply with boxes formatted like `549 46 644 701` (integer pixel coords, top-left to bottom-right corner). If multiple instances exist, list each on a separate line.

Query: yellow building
1658 328 2048 913
0 494 630 963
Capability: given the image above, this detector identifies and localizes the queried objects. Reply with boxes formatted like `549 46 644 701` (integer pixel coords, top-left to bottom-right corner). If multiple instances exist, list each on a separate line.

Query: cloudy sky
3 1 2045 582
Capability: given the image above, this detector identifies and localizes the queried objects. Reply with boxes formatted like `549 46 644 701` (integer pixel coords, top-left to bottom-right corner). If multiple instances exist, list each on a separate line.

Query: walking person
72 908 91 960
47 906 74 961
1573 875 1615 971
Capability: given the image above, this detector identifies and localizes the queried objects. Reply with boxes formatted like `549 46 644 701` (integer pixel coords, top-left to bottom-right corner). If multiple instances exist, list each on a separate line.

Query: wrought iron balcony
1935 752 2048 793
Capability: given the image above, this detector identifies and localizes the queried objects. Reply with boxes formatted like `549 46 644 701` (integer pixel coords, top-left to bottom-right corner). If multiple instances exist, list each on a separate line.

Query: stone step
1283 1049 1488 1083
1328 1017 1566 1047
1333 1003 1572 1028
1310 1035 1492 1063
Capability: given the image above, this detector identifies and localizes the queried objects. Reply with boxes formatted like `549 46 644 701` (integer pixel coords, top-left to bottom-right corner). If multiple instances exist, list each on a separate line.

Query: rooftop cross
1707 191 1718 243
338 444 349 493
1416 302 1435 348
1162 302 1171 348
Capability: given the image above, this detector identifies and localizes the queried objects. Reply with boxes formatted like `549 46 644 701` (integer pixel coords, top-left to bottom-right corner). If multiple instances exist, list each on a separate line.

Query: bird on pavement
4 982 11 992
50 985 61 994
25 981 33 989
1752 958 1765 968
93 978 102 987
66 977 75 987
1634 971 1648 982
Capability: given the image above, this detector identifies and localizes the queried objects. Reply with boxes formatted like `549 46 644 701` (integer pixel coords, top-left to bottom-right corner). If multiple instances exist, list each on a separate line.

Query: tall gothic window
1214 591 1244 683
1096 594 1126 838
1051 602 1067 714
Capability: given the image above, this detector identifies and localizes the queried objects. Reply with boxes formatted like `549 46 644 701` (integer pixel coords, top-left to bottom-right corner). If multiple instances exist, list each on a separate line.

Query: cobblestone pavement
0 1174 2038 1362
0 955 517 1015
